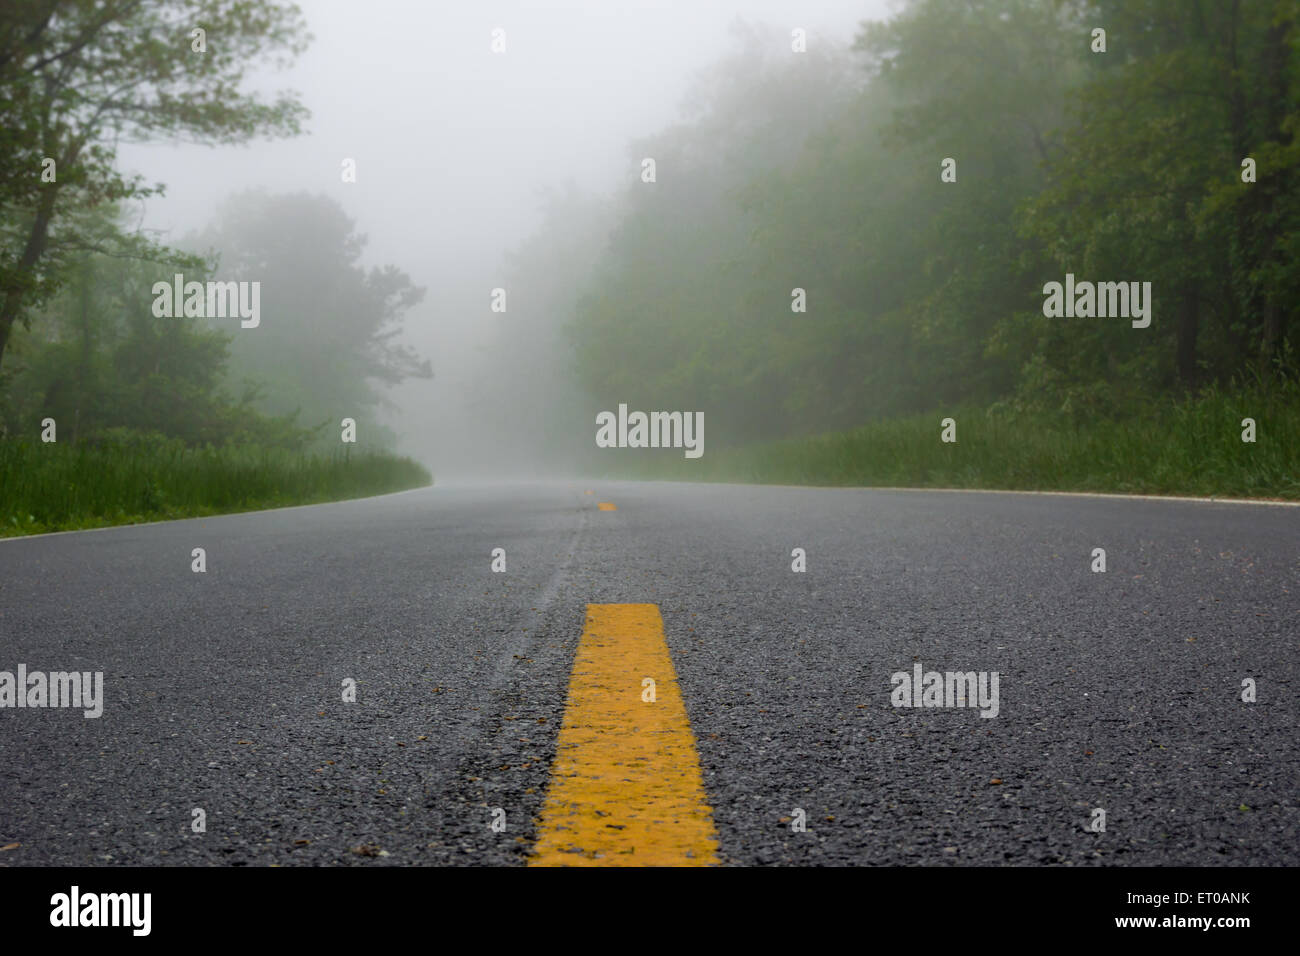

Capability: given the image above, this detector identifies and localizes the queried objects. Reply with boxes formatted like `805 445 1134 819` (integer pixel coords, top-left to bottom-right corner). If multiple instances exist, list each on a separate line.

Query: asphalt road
1 481 1296 865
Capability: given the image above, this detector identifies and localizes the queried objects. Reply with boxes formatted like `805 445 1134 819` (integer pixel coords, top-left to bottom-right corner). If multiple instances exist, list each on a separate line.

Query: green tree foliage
1018 0 1300 411
0 0 311 371
1 207 308 447
556 1 1298 447
192 191 432 448
569 23 861 445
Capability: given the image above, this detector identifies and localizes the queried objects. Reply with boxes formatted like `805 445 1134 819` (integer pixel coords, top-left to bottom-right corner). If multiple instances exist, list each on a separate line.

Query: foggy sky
117 0 893 477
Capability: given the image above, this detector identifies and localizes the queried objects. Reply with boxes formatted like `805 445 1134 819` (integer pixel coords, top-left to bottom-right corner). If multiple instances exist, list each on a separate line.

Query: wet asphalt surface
1 481 1296 865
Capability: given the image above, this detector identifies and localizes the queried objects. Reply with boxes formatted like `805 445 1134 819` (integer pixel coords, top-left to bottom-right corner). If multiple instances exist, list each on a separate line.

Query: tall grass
0 440 432 536
597 386 1300 499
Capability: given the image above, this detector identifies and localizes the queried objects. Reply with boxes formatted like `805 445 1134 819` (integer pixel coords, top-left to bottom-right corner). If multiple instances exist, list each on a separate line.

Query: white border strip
709 482 1300 507
622 478 1300 507
862 485 1300 506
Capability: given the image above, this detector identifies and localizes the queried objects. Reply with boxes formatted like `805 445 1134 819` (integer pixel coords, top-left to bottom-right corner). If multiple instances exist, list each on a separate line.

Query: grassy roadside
0 440 432 537
595 386 1300 500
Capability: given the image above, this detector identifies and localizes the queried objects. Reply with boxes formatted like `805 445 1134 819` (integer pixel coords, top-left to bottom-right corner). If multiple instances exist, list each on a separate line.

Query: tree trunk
0 183 59 372
1255 3 1295 378
1258 299 1282 379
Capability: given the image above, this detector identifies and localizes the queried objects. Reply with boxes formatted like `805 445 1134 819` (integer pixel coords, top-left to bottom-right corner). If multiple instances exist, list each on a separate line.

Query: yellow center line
529 603 720 866
597 502 617 511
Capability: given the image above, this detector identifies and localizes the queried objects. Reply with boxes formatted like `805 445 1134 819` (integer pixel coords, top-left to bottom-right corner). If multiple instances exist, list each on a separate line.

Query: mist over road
1 482 1296 865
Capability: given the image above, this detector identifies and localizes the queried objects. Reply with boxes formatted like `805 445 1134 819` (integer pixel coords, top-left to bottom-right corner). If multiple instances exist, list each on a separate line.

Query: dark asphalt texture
1 481 1296 865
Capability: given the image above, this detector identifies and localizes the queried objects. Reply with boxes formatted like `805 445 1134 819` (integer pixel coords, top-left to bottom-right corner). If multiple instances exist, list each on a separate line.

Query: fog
9 0 1291 498
115 0 892 479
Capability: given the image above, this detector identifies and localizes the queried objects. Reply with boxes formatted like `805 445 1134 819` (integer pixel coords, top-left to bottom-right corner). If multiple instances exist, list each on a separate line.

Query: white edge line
862 486 1300 506
620 479 1300 507
0 483 435 543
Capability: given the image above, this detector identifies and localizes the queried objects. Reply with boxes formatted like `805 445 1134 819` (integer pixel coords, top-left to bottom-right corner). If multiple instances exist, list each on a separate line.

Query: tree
0 0 311 371
1020 0 1300 403
2 204 310 447
192 191 431 446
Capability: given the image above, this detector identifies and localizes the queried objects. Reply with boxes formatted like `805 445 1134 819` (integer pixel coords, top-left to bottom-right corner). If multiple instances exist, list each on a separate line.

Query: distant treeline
0 192 430 453
0 2 430 455
490 1 1300 457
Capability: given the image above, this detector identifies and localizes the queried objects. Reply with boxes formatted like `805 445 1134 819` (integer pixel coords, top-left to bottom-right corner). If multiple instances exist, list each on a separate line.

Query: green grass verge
595 387 1300 499
0 441 432 537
